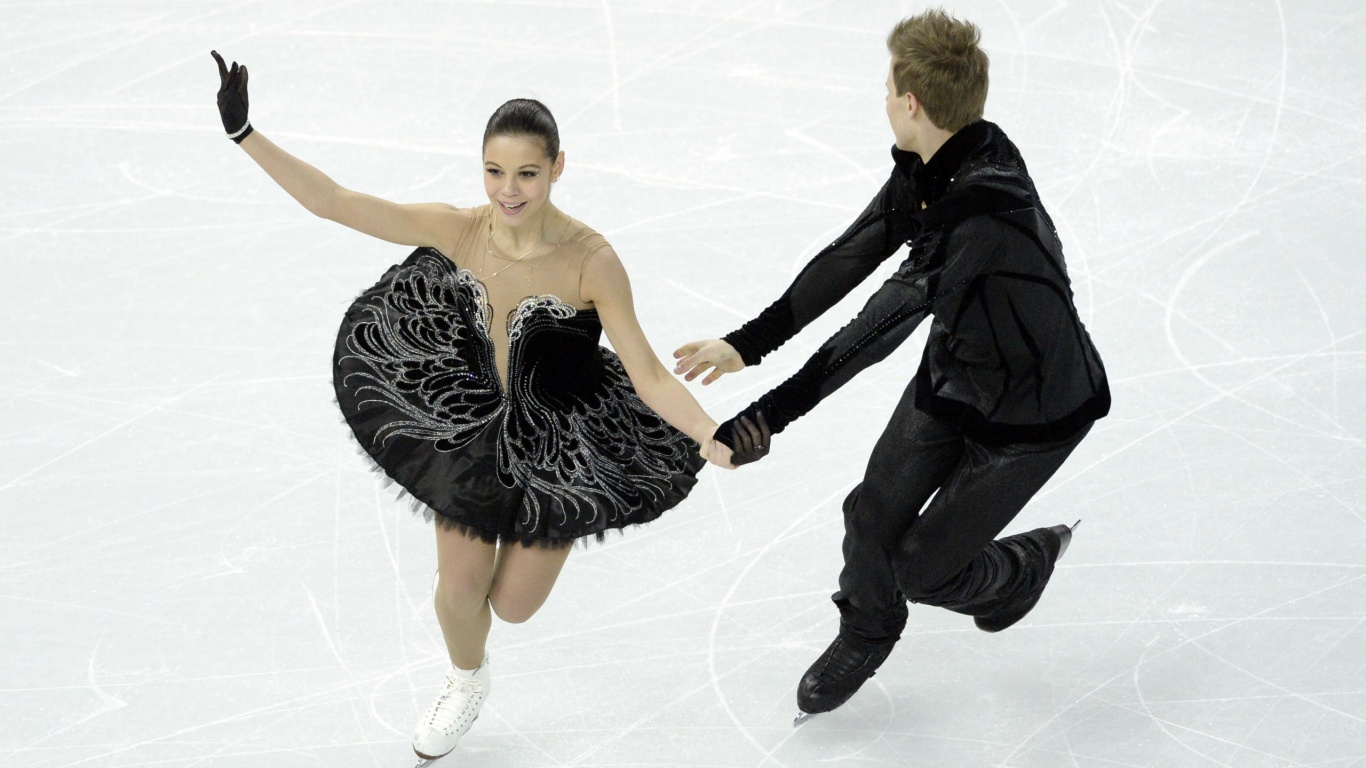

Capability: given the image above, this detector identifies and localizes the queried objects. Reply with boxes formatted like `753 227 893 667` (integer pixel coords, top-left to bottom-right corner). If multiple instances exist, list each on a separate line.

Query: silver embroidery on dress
454 266 494 337
339 251 503 452
508 294 577 341
498 290 694 534
339 250 697 538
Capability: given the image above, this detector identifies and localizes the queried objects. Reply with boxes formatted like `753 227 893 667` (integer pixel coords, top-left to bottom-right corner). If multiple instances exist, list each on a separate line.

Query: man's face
885 65 916 151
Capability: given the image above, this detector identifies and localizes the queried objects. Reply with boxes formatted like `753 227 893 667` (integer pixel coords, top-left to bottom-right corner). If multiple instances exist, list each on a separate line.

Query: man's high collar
890 120 994 205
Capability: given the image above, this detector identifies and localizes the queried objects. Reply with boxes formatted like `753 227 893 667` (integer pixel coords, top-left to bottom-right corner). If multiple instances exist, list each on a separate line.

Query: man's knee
892 532 956 600
842 484 863 515
842 483 890 537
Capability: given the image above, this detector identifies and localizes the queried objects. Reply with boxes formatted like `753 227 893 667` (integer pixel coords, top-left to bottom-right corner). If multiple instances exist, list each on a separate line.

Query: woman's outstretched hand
673 339 744 385
700 430 736 470
210 50 253 143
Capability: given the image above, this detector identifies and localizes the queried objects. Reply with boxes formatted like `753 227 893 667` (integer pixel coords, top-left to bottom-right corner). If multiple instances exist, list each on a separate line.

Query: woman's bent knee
488 596 539 624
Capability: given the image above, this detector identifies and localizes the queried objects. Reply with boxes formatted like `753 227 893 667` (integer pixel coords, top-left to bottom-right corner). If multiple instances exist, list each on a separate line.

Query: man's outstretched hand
673 339 744 385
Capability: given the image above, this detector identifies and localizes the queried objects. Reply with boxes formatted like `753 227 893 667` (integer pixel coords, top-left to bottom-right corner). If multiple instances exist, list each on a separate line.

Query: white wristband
226 119 252 140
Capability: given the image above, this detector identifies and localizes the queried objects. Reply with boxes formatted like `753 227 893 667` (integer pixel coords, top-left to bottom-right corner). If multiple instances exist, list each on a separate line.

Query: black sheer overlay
717 121 1109 450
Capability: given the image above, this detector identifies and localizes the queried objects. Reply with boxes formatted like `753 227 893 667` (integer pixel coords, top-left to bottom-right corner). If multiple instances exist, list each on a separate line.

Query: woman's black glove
722 411 772 467
210 50 253 143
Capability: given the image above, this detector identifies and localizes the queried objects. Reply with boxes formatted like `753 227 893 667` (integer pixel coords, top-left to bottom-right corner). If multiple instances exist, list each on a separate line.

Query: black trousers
835 380 1092 643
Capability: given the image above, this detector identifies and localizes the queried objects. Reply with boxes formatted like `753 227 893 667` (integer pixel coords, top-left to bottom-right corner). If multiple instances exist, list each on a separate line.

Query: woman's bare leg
487 543 572 624
433 526 498 669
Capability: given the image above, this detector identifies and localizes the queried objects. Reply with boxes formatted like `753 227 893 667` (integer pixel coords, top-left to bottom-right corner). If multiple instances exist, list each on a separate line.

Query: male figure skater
675 9 1110 718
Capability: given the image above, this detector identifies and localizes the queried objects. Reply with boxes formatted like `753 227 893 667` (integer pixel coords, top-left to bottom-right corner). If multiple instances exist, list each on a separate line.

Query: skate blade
412 747 443 766
413 748 444 766
793 711 816 727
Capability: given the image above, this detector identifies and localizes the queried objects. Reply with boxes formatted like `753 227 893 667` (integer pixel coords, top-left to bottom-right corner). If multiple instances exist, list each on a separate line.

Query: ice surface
3 1 1364 766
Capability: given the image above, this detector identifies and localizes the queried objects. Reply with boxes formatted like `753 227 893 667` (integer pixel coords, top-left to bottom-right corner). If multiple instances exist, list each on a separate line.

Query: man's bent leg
893 423 1093 623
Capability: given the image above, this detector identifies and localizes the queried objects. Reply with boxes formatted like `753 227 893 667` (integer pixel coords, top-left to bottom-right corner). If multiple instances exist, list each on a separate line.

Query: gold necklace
483 212 569 281
484 224 542 281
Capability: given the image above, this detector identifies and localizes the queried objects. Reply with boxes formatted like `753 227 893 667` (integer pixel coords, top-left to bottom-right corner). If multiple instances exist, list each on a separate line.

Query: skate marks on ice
3 1 1366 767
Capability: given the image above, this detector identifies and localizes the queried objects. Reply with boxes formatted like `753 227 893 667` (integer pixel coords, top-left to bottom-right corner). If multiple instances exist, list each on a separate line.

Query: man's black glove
210 50 253 143
723 411 772 467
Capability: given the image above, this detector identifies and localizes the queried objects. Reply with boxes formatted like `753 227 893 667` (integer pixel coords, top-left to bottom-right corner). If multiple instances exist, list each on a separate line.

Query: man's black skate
795 632 895 720
974 521 1078 633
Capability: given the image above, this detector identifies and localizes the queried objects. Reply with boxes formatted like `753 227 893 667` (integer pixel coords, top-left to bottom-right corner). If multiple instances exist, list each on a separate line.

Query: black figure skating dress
333 206 704 547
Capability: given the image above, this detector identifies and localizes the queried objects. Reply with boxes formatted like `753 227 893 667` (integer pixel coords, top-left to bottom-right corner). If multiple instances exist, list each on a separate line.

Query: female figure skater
210 51 743 762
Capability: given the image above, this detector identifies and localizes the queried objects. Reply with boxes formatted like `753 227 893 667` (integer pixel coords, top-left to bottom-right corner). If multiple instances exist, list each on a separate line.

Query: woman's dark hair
482 98 559 159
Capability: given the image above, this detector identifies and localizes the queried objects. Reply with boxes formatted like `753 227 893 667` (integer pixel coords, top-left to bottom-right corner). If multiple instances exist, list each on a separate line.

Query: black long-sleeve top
716 120 1109 448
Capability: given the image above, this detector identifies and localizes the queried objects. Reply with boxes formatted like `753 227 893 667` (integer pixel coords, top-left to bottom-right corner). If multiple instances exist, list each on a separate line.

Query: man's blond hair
886 9 989 133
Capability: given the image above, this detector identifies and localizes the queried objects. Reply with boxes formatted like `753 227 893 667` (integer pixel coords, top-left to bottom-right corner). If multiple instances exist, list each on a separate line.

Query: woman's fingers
211 50 229 84
210 50 252 141
708 440 736 470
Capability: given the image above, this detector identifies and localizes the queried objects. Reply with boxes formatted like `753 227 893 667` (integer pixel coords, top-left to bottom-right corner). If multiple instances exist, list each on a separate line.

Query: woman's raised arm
212 51 456 249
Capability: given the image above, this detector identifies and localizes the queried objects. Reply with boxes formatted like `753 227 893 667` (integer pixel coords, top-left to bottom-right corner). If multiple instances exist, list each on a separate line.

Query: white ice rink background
3 1 1364 766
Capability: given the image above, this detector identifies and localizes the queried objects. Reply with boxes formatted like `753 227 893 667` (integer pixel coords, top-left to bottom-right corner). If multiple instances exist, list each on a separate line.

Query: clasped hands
674 339 772 470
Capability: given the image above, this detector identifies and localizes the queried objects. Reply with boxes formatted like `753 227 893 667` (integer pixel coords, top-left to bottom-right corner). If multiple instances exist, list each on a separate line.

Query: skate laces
423 668 485 730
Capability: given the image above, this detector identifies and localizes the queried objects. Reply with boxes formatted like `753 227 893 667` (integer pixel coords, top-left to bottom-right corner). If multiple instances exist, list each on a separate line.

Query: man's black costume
714 120 1110 713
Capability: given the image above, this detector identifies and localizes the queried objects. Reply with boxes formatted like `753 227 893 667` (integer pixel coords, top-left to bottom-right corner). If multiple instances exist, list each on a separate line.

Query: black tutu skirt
333 248 705 547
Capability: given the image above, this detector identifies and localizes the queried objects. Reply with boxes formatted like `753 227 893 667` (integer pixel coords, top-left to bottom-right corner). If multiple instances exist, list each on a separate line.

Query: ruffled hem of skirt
339 404 675 550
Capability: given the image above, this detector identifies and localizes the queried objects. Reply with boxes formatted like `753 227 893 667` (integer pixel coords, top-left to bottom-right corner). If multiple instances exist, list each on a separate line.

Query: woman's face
482 134 564 227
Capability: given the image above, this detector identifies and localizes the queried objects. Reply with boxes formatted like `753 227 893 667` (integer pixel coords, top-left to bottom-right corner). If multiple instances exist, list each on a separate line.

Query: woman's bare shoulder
561 217 613 259
447 204 488 230
432 205 489 261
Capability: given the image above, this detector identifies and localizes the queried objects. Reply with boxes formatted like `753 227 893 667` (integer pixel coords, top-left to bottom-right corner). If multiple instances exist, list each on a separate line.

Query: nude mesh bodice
440 205 608 390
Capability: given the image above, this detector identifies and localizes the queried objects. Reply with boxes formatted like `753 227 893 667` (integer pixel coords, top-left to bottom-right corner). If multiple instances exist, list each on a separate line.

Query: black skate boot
974 521 1078 633
796 632 895 719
